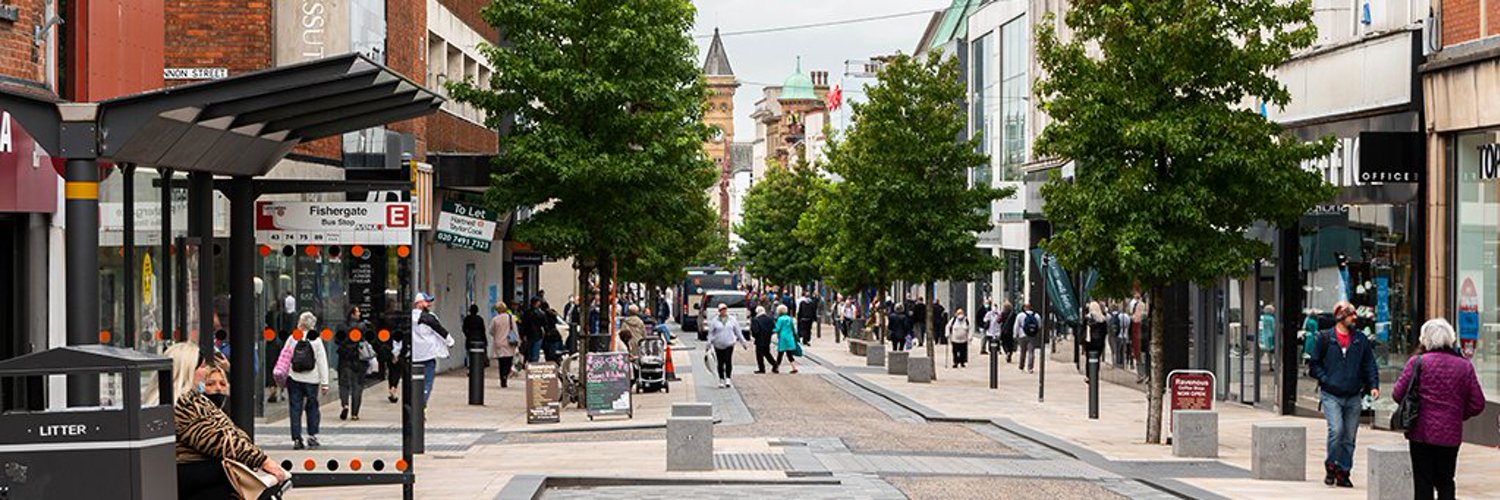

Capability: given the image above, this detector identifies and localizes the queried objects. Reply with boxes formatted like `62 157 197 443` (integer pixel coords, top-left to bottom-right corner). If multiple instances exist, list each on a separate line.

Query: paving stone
672 402 713 418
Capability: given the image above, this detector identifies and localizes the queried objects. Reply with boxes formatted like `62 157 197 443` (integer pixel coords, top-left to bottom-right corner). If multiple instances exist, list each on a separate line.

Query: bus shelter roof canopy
0 53 443 177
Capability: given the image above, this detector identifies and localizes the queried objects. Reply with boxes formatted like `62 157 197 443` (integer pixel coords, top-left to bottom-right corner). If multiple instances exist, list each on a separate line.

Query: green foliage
805 52 1010 291
1033 0 1338 297
618 194 728 286
449 0 717 269
737 160 828 286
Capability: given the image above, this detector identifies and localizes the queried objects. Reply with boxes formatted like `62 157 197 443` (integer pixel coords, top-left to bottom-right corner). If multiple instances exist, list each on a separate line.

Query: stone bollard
672 402 713 418
1367 445 1412 500
867 343 886 367
1251 422 1306 481
1171 410 1218 458
666 416 714 471
907 357 933 383
888 351 910 375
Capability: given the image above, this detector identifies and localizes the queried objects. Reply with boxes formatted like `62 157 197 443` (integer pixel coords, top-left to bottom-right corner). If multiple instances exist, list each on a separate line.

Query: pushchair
634 336 669 393
557 352 581 405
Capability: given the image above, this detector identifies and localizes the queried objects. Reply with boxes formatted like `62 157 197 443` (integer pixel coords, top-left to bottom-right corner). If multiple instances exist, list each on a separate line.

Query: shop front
0 107 59 412
1422 50 1500 446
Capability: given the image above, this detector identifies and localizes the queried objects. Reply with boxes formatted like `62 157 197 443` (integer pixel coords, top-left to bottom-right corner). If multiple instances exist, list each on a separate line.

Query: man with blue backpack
1013 303 1041 374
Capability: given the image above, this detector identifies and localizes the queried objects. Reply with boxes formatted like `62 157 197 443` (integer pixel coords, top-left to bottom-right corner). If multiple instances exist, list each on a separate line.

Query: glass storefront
1454 130 1500 394
1292 202 1420 413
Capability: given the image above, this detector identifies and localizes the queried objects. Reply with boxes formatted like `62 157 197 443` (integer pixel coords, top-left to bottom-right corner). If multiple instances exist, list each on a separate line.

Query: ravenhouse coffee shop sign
255 201 413 245
435 200 497 252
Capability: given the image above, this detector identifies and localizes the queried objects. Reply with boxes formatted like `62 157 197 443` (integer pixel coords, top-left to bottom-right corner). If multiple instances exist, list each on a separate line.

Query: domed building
749 57 831 181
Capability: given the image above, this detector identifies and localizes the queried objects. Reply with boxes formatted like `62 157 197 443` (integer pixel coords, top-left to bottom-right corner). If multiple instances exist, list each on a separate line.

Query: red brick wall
0 0 50 86
387 0 429 158
1489 0 1500 37
1445 0 1482 47
428 112 498 154
165 0 270 75
438 0 498 40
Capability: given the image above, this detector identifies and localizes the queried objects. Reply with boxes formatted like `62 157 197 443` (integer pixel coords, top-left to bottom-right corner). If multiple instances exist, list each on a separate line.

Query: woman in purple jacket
1392 319 1486 500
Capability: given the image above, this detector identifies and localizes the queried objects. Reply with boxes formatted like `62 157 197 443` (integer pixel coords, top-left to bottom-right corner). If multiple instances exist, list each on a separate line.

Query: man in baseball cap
414 292 436 305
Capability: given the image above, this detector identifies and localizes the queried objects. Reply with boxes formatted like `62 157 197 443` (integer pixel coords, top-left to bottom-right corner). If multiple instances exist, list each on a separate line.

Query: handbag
271 342 294 388
223 458 282 499
358 340 377 361
1391 354 1424 431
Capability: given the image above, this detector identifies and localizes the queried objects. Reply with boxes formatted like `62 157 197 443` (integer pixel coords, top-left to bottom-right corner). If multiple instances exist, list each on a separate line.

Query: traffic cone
665 344 680 381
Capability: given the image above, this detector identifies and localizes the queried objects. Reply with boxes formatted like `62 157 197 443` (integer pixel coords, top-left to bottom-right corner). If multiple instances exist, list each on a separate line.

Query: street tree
450 0 715 342
737 159 828 290
1034 0 1337 443
618 193 728 316
808 52 1010 367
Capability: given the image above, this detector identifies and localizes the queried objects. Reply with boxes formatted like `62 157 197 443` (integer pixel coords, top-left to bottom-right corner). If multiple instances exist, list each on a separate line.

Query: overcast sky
691 1 953 141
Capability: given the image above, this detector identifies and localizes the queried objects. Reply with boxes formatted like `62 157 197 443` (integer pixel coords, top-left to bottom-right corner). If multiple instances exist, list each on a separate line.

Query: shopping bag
272 342 294 387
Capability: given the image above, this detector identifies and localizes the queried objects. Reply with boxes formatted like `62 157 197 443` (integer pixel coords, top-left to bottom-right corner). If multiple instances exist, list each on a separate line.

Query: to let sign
435 200 497 252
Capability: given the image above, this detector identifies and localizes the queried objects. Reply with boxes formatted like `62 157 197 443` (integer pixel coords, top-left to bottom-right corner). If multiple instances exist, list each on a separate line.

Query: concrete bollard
1367 445 1412 500
866 343 886 367
888 351 910 375
907 357 933 383
671 402 713 418
666 416 715 471
1171 410 1218 458
1251 422 1306 481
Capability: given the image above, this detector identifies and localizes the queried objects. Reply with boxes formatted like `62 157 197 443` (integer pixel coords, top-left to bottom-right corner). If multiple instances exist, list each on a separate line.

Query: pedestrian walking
1109 303 1131 367
463 303 488 372
796 291 817 346
912 297 927 347
948 308 971 368
751 306 780 373
707 303 746 387
412 292 455 407
541 301 564 363
999 301 1017 363
1014 303 1040 373
1308 301 1379 488
1392 319 1487 500
285 312 329 450
621 304 648 360
774 304 802 373
840 298 857 342
1258 305 1277 372
491 302 519 388
335 307 372 421
1084 301 1108 383
888 304 912 352
979 299 995 355
520 298 546 364
932 299 948 345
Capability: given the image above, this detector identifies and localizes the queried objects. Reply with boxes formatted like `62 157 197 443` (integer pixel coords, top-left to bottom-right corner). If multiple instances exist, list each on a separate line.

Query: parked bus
677 267 738 332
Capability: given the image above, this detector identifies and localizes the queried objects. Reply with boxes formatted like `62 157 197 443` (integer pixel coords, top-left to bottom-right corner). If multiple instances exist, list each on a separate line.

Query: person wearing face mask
1308 301 1380 488
948 308 971 368
169 343 289 500
707 303 746 388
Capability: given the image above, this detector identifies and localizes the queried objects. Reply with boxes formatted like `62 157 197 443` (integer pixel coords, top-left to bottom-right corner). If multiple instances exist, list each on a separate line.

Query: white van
696 291 752 338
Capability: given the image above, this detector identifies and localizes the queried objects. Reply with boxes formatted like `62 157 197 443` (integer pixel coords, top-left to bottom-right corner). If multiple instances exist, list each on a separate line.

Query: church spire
703 28 734 76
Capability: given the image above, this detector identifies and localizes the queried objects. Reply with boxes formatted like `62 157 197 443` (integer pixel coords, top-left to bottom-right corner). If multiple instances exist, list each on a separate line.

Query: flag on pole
827 84 843 110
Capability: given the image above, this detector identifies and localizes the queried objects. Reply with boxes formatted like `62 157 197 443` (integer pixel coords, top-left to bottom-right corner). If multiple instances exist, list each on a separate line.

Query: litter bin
0 345 175 500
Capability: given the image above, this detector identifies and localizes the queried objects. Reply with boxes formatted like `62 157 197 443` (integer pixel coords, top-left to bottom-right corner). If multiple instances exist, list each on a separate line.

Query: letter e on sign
387 205 411 228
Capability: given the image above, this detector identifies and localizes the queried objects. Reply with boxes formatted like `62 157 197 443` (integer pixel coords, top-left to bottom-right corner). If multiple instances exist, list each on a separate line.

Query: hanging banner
254 201 413 245
434 200 497 252
1030 249 1080 325
1080 268 1100 305
1459 273 1481 358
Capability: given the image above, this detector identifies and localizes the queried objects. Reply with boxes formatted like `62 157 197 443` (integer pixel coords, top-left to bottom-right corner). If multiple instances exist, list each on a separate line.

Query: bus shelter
0 53 442 498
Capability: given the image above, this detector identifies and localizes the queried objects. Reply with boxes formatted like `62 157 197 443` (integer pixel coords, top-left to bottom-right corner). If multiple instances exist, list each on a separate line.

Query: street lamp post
1039 256 1048 403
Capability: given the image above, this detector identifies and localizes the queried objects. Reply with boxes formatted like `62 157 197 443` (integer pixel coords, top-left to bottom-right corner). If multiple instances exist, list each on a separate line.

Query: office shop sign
255 201 412 245
435 200 497 252
1357 131 1423 183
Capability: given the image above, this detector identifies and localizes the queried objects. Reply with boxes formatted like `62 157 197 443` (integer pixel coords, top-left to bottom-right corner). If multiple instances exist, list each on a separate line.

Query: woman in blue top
1258 305 1276 372
774 304 801 374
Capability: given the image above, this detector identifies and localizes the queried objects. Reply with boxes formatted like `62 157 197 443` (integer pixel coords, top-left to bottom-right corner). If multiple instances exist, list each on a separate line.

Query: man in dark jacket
750 306 779 373
910 297 926 347
1307 301 1379 488
888 304 912 352
796 292 817 346
931 299 948 345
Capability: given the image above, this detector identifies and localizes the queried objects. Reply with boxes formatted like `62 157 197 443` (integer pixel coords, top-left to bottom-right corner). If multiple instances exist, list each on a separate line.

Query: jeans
714 347 735 380
526 339 543 363
420 360 437 407
1410 440 1460 500
287 381 321 439
496 356 514 388
1321 391 1363 471
338 365 363 416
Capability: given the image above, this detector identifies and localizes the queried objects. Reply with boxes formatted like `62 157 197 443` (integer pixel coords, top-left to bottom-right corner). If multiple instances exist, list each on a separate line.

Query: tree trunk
576 264 594 409
926 281 937 379
1145 284 1166 444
